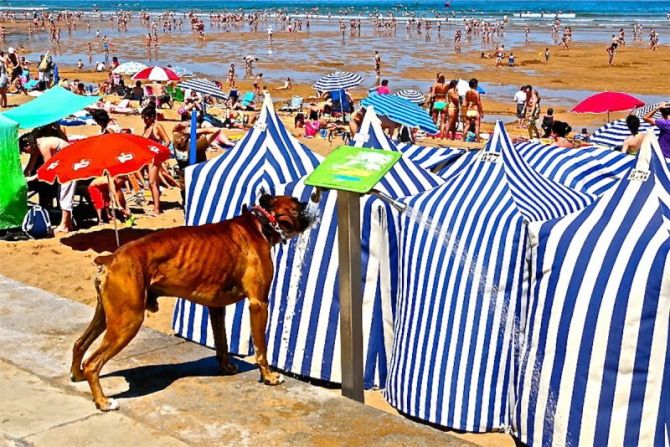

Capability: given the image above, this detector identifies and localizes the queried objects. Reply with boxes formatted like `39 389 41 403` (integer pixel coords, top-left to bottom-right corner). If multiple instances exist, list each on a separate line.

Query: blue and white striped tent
351 107 464 173
396 142 464 173
515 142 635 196
514 132 670 446
590 118 659 149
172 96 322 352
385 122 595 432
262 108 441 387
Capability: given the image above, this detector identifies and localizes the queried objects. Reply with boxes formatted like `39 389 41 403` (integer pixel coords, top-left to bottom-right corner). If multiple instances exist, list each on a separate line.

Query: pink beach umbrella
571 91 645 121
132 66 181 82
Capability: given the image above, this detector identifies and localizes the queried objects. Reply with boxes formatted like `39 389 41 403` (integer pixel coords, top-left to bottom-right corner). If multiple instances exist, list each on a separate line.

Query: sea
3 0 670 25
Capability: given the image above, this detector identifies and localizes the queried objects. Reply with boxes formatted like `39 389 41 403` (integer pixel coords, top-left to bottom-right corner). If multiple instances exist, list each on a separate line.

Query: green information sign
305 145 402 194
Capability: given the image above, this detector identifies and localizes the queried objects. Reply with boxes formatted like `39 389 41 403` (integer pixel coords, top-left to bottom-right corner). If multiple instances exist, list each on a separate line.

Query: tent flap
0 115 27 229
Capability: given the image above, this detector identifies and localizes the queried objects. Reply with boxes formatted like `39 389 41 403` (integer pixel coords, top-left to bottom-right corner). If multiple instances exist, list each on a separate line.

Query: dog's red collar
250 206 286 244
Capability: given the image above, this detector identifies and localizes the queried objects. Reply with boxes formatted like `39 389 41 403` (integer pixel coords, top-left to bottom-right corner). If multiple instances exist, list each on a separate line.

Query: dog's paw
263 372 284 386
70 371 86 383
220 361 239 375
97 398 120 412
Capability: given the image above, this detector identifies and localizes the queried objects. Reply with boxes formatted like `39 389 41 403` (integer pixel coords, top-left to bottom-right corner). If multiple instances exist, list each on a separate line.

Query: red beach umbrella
36 134 171 246
37 133 170 184
571 91 645 121
132 66 181 82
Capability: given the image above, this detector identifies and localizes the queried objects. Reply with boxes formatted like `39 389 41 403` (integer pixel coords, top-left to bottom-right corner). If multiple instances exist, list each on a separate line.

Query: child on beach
87 175 134 226
544 47 550 63
541 108 554 138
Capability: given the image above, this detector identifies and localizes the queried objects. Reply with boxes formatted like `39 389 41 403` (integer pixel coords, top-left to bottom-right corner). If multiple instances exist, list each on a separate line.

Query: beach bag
22 205 52 239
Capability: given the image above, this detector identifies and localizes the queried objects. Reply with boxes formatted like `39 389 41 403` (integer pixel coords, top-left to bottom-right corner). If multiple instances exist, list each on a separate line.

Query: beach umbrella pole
107 173 120 248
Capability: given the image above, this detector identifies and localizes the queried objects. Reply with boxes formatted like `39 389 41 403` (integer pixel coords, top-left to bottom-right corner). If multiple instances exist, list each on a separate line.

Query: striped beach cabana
515 142 635 196
350 107 464 173
385 122 595 432
590 118 659 149
514 132 669 446
261 108 442 387
172 96 322 352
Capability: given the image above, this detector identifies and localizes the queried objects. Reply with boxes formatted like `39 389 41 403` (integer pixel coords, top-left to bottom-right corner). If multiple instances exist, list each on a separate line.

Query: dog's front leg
207 306 238 375
248 298 282 385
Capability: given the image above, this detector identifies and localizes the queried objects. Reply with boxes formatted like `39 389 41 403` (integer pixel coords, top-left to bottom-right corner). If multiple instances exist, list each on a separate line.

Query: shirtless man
20 134 74 232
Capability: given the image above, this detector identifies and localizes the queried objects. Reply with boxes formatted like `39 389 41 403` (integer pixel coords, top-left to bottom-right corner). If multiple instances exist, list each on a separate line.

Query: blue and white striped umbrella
513 132 669 446
385 122 595 432
632 101 667 119
178 78 226 100
515 141 635 196
590 118 659 149
313 71 363 92
361 94 438 135
172 95 322 353
396 89 425 104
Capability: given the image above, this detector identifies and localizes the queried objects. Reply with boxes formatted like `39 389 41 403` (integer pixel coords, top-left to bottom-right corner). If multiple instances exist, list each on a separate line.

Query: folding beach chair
280 96 303 115
172 88 185 103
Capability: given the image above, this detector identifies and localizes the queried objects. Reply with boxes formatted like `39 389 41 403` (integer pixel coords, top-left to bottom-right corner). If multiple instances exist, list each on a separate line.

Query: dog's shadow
103 356 257 399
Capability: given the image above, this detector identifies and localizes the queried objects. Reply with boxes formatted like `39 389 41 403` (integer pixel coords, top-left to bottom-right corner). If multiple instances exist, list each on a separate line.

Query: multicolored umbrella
313 71 363 92
132 66 181 82
396 89 425 104
112 61 148 75
360 95 438 134
571 91 645 121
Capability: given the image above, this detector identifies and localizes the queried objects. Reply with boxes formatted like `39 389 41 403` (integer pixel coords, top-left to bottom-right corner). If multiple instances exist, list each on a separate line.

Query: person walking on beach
643 103 670 157
445 79 459 140
140 105 171 216
374 50 381 83
514 86 527 128
527 88 541 139
607 42 616 66
544 47 550 63
227 63 236 88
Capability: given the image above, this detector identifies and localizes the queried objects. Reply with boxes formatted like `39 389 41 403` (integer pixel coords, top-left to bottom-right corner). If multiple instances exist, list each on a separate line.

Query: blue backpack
22 205 53 239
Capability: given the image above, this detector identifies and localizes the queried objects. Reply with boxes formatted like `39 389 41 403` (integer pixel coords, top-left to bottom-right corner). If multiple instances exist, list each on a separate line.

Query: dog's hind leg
71 273 108 382
82 286 145 411
70 300 106 382
207 306 237 375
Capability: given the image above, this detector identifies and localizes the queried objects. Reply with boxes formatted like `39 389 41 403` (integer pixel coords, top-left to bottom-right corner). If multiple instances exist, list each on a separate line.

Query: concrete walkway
0 275 474 447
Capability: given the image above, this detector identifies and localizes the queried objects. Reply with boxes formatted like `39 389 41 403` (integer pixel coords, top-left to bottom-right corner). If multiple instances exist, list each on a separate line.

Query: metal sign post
305 145 402 404
336 190 364 402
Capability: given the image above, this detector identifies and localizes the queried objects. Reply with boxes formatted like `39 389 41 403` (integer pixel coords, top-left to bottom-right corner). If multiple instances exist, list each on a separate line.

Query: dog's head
258 194 315 239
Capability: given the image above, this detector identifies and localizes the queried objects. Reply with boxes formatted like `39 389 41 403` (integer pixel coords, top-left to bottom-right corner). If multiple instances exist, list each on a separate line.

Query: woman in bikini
463 78 483 142
140 105 172 216
430 72 448 136
445 79 459 140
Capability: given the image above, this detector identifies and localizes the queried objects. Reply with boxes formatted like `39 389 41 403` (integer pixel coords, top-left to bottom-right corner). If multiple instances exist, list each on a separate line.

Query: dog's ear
259 194 275 211
241 204 248 213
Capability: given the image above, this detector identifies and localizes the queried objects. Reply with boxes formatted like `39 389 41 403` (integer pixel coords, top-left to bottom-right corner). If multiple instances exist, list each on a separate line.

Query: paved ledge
0 275 474 446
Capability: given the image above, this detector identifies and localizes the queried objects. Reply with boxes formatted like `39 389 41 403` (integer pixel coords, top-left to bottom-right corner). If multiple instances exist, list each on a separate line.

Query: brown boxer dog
70 194 315 411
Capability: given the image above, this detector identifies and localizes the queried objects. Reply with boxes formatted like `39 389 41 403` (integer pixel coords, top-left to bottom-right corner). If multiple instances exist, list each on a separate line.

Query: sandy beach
0 6 667 445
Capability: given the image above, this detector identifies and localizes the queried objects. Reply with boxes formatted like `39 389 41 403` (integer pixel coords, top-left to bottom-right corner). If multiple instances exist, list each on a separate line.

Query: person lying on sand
275 77 292 91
